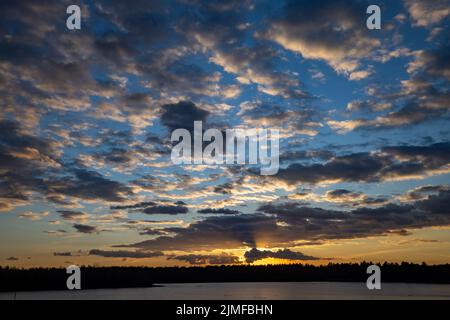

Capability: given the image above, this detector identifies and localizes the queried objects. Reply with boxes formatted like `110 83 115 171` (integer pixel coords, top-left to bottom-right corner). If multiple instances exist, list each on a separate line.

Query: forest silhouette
1 262 450 292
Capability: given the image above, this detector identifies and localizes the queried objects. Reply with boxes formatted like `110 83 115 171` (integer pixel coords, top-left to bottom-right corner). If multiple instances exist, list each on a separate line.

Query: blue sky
1 0 450 267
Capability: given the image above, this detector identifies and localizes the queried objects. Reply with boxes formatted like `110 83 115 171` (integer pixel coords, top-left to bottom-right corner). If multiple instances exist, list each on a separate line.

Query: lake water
1 282 450 300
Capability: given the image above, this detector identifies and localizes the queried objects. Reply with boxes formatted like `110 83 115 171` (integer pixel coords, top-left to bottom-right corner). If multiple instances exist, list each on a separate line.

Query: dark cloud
111 199 189 215
116 214 275 251
0 120 58 207
416 188 450 214
160 101 209 133
73 224 99 234
120 93 154 112
244 248 320 263
6 256 18 261
383 143 450 166
143 205 188 215
58 210 88 221
403 185 449 201
52 169 133 203
0 120 54 156
323 189 387 207
276 152 385 184
276 142 450 184
198 208 240 214
213 182 234 194
168 253 241 265
326 189 358 198
117 189 450 251
53 252 72 257
89 249 163 259
0 120 133 209
90 148 134 165
414 45 450 81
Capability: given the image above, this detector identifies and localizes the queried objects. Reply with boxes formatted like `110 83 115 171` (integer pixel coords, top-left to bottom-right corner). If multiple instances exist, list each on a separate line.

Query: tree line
1 262 449 292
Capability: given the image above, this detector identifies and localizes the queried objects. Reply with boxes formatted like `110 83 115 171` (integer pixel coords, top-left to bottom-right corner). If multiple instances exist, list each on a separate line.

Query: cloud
6 256 19 261
330 43 450 131
263 0 380 78
111 201 157 210
346 100 392 112
238 102 320 136
198 208 240 214
117 188 450 251
73 224 99 234
53 169 133 203
329 104 448 132
177 2 310 99
137 56 236 99
53 252 72 257
275 142 450 184
404 0 450 27
89 249 163 259
0 120 133 210
139 228 168 236
207 45 309 99
280 149 334 164
168 253 241 265
44 230 68 236
0 0 174 134
399 185 449 201
142 205 189 215
116 214 274 251
408 45 450 81
323 189 387 207
111 200 189 215
82 147 144 171
244 248 320 263
18 211 49 221
58 210 89 221
259 190 450 242
0 0 118 119
0 202 13 212
0 120 60 210
160 101 209 133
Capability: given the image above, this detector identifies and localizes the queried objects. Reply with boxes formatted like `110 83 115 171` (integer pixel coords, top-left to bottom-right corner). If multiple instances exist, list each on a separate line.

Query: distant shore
1 262 450 292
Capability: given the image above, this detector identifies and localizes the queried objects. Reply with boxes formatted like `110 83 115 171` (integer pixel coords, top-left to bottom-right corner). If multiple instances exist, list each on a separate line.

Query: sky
0 0 450 268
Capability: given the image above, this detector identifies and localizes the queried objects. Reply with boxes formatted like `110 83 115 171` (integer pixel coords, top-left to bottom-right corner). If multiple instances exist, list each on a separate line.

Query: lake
1 282 450 300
